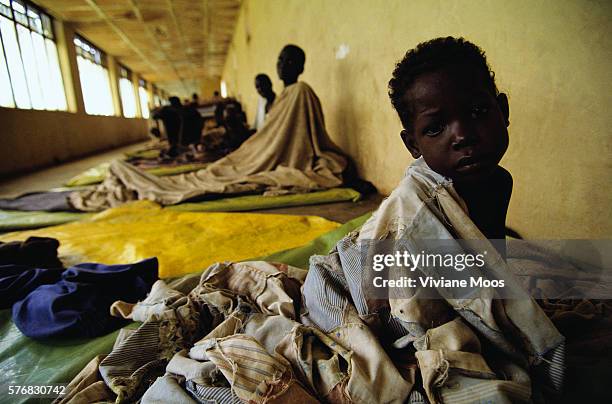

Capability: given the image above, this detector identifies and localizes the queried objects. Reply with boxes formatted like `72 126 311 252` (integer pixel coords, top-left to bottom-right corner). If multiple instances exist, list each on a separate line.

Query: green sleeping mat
0 210 93 232
0 188 362 232
64 161 210 187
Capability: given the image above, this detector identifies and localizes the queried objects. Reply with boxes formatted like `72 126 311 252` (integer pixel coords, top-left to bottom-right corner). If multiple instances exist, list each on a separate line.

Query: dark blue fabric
12 258 158 339
0 265 62 309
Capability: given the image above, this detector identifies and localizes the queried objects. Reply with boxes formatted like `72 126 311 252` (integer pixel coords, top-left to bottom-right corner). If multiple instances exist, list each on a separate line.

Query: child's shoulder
357 158 452 239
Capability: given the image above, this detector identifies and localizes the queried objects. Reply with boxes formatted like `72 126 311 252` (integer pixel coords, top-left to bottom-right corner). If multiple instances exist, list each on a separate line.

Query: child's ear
497 93 510 127
400 130 421 158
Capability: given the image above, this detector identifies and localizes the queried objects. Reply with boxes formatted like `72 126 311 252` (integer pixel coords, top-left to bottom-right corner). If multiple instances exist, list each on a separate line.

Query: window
138 78 149 118
160 90 168 105
118 65 136 118
0 0 66 110
74 34 113 116
152 85 161 108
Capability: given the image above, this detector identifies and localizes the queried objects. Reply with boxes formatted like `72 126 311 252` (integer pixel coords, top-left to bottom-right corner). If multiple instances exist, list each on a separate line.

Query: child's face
401 64 509 184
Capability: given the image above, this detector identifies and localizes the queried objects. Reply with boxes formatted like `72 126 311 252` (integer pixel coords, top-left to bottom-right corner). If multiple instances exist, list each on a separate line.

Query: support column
106 55 122 116
54 21 83 114
132 74 142 117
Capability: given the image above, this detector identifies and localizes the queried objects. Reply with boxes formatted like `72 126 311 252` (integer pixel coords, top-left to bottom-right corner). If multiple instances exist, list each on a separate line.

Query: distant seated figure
70 44 349 210
152 96 182 157
210 90 223 105
253 74 276 131
180 102 204 148
190 92 199 107
202 102 252 154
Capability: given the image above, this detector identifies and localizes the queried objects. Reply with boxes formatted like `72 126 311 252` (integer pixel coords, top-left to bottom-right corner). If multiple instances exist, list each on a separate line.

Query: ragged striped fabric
202 335 297 401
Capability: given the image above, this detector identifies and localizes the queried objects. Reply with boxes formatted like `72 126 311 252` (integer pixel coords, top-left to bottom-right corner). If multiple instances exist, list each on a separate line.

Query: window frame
73 33 106 67
0 0 55 38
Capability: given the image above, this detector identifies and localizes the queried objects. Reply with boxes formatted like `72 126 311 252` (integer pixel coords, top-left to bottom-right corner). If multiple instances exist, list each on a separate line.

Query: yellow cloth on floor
0 201 339 278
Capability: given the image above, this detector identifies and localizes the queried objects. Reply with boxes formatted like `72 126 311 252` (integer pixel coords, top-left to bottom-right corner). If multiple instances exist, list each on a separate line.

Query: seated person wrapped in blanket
60 38 585 404
69 45 349 211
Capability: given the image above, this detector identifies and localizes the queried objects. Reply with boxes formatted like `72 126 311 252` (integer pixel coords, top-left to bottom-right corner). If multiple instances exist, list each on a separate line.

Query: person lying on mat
69 44 349 211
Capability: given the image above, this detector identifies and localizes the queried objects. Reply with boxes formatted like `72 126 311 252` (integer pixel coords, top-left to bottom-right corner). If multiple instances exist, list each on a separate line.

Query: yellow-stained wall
0 108 147 176
222 0 612 238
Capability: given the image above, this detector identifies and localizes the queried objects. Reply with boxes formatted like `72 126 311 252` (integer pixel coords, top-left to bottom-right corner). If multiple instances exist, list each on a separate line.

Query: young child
388 36 513 240
302 37 564 403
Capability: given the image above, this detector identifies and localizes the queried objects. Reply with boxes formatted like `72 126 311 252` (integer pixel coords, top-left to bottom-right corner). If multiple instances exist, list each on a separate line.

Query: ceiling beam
82 0 160 75
166 0 197 94
202 0 210 73
126 0 186 90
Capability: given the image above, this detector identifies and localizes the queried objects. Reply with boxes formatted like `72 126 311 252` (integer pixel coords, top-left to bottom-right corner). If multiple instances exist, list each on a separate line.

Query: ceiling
35 0 241 97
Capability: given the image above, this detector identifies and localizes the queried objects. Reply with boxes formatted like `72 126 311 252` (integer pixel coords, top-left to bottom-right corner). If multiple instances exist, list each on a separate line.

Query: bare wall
0 107 148 176
221 0 612 238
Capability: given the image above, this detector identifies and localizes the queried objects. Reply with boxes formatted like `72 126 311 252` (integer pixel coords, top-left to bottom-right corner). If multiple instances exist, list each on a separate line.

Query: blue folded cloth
12 257 158 339
0 265 63 309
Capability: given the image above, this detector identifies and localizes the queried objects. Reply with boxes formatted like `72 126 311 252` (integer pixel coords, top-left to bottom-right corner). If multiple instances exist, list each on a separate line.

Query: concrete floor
0 142 148 198
0 143 384 223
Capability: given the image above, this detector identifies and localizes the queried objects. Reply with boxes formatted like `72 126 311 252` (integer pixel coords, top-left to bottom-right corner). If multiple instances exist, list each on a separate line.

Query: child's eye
423 123 445 137
471 104 489 118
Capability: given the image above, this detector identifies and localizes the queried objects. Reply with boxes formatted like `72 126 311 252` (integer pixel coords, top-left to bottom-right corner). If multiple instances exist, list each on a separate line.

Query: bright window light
0 28 15 107
119 77 137 118
17 23 44 109
44 38 67 110
138 81 149 118
220 80 227 98
1 15 30 108
0 3 66 111
75 35 114 116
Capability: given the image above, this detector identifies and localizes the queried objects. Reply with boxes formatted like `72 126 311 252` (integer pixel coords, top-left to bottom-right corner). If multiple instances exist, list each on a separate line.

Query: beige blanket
70 82 347 211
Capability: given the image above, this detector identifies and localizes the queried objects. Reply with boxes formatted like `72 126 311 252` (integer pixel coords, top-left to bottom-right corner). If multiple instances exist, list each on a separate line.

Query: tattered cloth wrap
302 157 566 403
70 82 347 211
